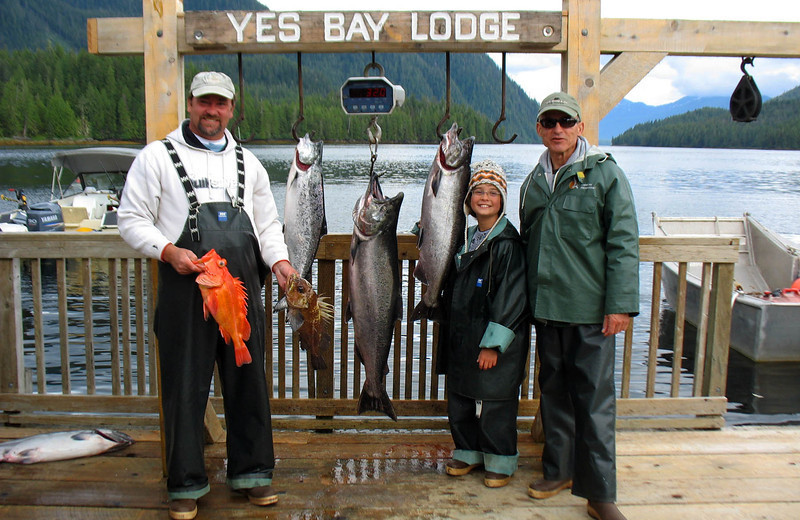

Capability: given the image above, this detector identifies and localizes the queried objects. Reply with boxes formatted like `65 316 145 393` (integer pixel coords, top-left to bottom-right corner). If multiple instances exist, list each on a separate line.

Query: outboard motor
26 202 65 232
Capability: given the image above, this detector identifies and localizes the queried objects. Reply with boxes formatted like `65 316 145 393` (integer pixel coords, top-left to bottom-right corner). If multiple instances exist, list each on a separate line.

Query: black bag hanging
730 57 762 122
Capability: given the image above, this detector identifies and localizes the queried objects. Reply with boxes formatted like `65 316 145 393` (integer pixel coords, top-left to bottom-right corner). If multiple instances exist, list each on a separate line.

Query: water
2 143 800 425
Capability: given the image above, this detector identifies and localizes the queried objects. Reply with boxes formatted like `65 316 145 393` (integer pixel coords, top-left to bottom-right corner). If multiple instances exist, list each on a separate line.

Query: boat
0 147 139 232
653 213 800 362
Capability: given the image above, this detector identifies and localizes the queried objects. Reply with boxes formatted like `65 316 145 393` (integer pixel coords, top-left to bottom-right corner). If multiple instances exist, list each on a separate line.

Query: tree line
612 87 800 150
0 47 521 144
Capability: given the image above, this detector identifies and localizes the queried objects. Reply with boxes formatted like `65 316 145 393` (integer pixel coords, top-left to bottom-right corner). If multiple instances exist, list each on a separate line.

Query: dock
2 425 799 519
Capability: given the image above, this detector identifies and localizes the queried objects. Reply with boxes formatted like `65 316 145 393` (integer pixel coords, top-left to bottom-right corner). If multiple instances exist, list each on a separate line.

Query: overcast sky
257 0 800 105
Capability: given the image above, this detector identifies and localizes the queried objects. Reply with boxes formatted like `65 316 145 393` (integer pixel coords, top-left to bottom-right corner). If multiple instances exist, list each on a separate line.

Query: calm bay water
2 143 800 425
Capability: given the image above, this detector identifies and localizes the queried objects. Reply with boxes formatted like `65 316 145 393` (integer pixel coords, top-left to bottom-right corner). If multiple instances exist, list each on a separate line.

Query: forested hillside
613 86 800 150
0 0 541 144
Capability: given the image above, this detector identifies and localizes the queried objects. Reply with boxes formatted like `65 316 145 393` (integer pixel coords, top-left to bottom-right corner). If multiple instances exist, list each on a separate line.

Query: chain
367 115 381 175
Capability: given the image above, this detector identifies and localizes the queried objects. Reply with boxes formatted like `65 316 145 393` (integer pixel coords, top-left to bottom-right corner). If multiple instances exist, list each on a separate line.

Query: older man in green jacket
519 92 639 520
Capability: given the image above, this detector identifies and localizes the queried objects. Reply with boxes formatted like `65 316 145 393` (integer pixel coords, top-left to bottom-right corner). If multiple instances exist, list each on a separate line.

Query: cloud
626 57 800 104
256 0 800 106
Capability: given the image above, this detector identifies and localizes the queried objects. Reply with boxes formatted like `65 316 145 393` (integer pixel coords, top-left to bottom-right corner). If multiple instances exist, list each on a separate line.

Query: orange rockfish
284 273 333 370
195 249 251 366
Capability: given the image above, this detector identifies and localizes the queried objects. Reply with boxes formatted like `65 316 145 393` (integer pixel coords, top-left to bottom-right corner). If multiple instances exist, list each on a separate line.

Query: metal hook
367 115 382 159
436 52 452 140
231 53 255 144
291 52 308 142
492 53 518 144
740 56 755 75
364 51 385 77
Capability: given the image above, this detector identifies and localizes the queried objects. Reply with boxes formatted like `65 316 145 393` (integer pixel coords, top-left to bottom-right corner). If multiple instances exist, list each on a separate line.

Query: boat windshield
61 172 127 196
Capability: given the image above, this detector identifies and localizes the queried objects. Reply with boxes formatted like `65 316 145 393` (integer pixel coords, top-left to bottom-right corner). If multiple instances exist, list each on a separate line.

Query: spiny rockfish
284 273 333 370
195 249 251 367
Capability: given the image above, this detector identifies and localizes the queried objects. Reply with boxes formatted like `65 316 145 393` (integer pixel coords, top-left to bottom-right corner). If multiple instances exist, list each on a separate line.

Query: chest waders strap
234 145 245 209
161 139 246 241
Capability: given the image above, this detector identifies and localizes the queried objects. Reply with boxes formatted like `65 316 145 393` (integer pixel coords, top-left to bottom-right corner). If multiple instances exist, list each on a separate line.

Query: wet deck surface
1 425 799 519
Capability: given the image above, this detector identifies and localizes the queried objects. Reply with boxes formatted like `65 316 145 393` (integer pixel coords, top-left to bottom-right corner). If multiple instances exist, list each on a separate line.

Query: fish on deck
0 429 134 464
195 249 252 367
283 273 333 370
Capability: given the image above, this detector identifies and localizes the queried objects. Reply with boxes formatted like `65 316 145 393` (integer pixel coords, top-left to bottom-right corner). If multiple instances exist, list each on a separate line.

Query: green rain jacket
436 217 531 400
519 142 640 324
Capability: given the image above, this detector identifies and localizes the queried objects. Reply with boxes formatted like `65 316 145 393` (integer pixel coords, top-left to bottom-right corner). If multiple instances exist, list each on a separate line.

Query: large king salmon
412 122 475 320
0 429 134 464
346 171 404 421
283 134 326 280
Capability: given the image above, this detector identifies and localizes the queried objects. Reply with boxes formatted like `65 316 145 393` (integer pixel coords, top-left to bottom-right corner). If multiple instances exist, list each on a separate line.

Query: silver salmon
346 171 404 421
0 429 134 464
283 133 327 280
412 122 475 321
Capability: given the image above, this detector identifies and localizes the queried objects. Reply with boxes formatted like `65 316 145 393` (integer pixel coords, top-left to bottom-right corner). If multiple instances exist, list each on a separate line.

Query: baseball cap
537 91 581 120
190 71 235 100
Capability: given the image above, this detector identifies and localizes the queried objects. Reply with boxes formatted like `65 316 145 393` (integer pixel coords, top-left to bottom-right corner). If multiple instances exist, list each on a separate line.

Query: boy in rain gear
438 160 530 488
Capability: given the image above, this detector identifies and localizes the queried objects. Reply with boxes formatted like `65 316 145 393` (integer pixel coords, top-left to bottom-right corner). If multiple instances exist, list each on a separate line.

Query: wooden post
143 0 184 143
703 262 735 396
0 258 23 395
562 0 601 145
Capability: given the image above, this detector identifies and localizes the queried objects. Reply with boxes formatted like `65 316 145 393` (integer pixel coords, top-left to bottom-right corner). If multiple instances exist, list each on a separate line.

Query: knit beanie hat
462 159 508 251
463 159 508 219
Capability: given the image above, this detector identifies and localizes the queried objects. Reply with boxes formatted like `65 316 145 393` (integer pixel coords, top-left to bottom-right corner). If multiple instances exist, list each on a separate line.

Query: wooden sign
185 10 562 53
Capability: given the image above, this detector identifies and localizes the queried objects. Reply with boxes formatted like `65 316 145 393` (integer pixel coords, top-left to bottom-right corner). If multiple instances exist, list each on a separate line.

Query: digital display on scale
348 87 387 98
341 77 405 115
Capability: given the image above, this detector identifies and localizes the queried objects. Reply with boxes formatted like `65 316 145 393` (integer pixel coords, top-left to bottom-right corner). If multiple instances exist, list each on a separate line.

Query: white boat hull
655 213 800 362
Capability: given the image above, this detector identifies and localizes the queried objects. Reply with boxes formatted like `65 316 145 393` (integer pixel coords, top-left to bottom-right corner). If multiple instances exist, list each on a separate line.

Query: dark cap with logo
537 91 582 120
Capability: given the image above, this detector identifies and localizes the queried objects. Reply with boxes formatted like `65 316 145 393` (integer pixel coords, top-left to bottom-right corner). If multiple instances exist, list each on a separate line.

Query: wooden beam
89 15 800 58
183 10 561 54
562 0 601 145
142 0 185 143
203 399 226 443
88 18 145 55
639 236 740 263
599 51 667 119
601 18 800 57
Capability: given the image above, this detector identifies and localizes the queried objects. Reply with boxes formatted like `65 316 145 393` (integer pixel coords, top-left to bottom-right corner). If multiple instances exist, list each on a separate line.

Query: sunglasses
538 117 579 129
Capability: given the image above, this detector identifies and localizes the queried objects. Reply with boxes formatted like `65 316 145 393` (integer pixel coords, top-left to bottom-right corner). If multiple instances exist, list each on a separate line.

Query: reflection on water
659 307 800 426
19 258 151 394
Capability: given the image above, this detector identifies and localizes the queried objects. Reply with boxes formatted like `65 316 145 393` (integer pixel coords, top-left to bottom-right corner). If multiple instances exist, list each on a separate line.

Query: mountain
0 1 265 51
612 85 800 150
0 0 540 143
600 96 731 144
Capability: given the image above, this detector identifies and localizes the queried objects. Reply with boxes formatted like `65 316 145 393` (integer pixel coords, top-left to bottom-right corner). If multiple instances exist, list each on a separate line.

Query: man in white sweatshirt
118 71 297 520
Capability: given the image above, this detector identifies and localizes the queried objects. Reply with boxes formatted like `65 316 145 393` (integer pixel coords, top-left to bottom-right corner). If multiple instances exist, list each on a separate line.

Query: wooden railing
0 232 739 430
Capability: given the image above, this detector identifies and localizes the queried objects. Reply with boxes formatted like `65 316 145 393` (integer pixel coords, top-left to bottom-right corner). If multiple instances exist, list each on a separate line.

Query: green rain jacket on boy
436 217 530 400
519 146 639 324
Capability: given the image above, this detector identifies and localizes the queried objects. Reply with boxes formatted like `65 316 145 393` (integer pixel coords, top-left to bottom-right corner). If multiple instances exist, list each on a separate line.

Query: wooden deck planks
1 426 799 519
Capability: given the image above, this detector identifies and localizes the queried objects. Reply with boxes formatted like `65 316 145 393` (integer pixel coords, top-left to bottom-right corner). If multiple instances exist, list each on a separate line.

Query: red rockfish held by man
195 249 252 366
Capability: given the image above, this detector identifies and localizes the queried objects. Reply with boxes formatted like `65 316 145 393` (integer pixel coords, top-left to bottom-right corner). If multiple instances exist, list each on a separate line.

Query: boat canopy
51 147 139 175
51 147 140 199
